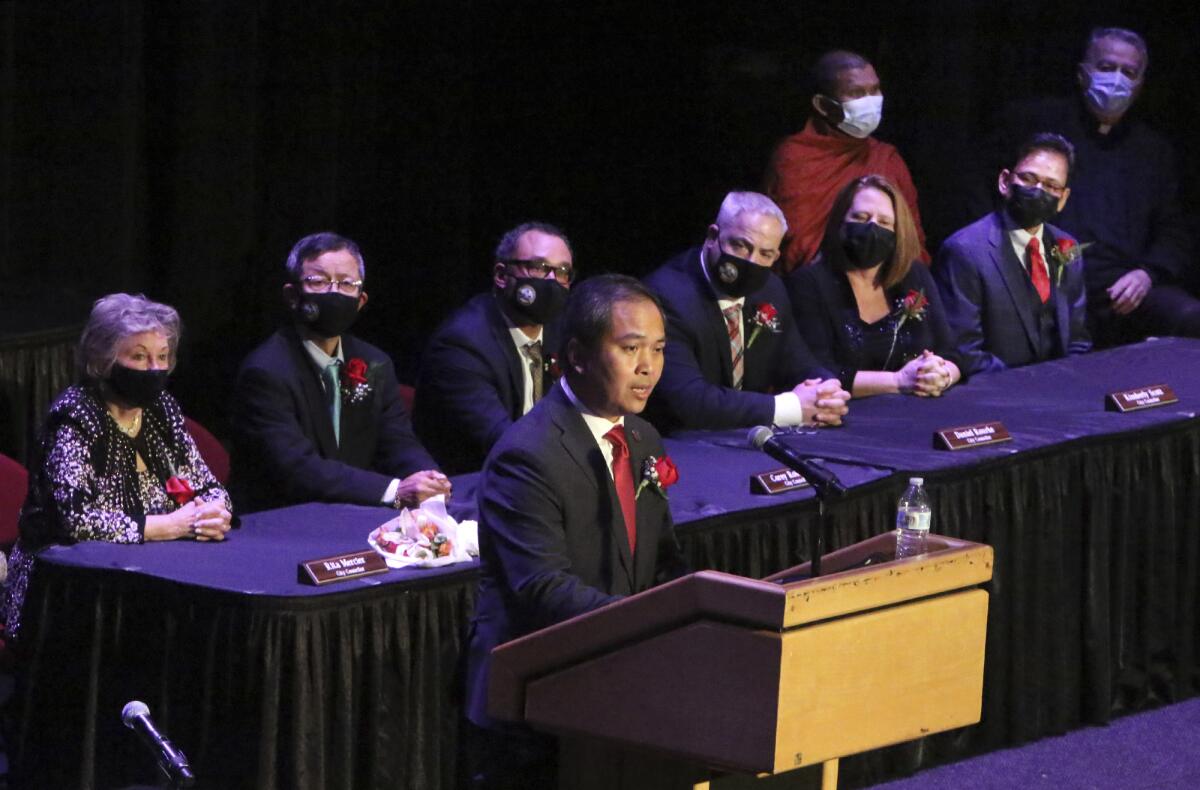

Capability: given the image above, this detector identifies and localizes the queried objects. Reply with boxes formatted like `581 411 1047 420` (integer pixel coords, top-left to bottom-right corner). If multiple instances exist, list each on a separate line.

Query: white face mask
1084 68 1138 116
833 94 883 139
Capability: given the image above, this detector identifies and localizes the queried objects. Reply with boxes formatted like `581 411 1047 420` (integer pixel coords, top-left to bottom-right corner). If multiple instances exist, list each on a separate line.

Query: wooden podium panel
774 588 988 771
490 533 994 781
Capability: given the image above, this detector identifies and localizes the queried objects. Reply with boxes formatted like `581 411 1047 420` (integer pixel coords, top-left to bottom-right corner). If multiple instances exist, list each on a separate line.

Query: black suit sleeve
655 304 777 430
370 354 439 478
1141 144 1193 285
1062 255 1093 356
479 446 622 630
416 329 516 465
235 364 397 505
934 237 1009 376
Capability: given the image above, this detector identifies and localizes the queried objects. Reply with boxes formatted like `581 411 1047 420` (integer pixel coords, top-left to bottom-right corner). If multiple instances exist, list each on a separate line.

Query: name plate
934 420 1012 451
299 549 389 586
1106 384 1178 412
750 467 810 495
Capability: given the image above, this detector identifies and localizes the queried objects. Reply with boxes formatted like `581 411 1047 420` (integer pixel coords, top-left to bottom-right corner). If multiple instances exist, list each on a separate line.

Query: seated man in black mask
414 222 572 474
232 231 449 512
643 191 850 432
936 133 1092 375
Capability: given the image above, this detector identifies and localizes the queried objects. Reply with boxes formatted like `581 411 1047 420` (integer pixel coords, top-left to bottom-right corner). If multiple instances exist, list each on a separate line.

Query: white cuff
772 392 805 426
383 478 401 505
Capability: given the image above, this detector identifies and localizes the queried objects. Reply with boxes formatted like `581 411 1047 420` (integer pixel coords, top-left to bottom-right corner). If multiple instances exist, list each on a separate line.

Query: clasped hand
897 350 956 397
795 378 851 427
395 470 453 508
148 498 233 542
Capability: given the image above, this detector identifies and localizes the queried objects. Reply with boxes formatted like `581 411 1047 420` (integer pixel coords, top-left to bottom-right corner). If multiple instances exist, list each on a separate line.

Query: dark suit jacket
231 325 437 512
464 383 686 727
643 247 833 432
413 292 561 474
787 257 967 388
934 211 1091 376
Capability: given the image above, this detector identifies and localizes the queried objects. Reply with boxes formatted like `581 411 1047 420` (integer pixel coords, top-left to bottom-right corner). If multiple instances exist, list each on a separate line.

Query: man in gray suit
935 133 1092 375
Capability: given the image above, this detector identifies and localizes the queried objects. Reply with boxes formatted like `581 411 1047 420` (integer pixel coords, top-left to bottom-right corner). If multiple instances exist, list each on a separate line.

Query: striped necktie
723 304 744 390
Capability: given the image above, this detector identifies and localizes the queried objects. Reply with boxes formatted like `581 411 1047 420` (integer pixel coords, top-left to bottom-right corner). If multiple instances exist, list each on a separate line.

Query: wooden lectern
489 532 993 789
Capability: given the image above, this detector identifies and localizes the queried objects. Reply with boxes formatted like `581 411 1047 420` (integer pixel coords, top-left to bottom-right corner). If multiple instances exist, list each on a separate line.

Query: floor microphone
121 700 196 788
747 426 847 499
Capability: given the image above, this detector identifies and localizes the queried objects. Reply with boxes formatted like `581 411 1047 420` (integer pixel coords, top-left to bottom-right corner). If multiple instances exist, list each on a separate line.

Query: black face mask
295 291 361 339
706 250 771 298
500 274 569 325
1005 183 1060 229
108 364 169 408
841 221 896 270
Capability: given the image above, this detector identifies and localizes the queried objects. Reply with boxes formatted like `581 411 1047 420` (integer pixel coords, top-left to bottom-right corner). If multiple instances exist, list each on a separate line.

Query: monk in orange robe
766 50 929 272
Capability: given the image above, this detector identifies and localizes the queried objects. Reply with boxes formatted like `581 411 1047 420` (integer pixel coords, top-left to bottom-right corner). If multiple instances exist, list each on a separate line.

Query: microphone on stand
121 701 195 788
747 426 847 499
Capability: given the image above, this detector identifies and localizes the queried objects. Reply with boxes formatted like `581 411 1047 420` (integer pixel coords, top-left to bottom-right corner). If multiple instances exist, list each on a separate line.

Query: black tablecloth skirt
9 421 1200 789
9 570 477 789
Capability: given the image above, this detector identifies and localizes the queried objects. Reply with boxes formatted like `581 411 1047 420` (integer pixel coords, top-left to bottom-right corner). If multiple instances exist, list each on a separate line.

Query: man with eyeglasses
936 133 1092 375
643 191 850 432
973 27 1200 346
231 231 449 512
414 222 574 473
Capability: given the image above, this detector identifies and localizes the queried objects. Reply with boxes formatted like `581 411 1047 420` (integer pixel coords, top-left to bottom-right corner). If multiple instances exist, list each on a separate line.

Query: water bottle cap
909 477 924 486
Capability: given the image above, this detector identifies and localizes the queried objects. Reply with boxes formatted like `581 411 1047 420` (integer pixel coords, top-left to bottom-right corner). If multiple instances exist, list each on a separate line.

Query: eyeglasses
300 275 364 296
502 258 575 285
1012 171 1066 197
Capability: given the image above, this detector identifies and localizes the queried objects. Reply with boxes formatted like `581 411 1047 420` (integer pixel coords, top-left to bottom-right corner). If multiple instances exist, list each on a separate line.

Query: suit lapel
485 296 527 421
687 252 735 386
986 214 1040 356
625 420 662 588
284 326 340 458
548 386 635 588
1042 227 1072 353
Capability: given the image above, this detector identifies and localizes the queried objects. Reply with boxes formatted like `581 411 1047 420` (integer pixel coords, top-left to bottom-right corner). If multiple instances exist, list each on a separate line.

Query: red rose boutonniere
165 476 196 507
746 302 781 349
883 289 929 369
636 454 680 499
1046 238 1091 287
341 357 373 404
544 353 563 380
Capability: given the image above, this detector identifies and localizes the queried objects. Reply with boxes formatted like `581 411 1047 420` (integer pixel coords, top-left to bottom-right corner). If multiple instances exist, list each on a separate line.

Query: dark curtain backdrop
2 0 1198 439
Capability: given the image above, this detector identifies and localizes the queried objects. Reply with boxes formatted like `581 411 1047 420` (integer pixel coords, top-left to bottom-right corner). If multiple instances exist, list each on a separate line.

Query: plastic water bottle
895 477 931 559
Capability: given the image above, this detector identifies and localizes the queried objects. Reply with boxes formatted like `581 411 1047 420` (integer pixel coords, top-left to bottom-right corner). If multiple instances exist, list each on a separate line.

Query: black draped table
10 338 1200 789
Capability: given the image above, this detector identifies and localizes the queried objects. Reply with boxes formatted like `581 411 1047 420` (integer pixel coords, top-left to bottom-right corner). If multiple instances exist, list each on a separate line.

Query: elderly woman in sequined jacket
3 293 233 638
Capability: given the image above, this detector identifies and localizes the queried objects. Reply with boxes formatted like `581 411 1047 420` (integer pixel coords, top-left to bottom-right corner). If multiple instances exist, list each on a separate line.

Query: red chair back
184 417 230 485
0 453 28 550
398 384 416 414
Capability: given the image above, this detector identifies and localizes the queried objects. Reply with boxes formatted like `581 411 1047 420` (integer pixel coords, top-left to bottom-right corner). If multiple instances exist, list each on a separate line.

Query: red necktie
604 425 637 554
1027 237 1050 303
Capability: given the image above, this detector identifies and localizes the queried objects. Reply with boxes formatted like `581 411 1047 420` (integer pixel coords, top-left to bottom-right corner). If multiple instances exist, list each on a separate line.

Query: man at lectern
463 274 688 788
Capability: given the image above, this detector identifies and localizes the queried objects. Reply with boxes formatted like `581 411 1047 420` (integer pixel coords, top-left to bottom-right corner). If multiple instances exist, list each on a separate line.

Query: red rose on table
653 455 680 488
344 357 369 386
165 476 196 507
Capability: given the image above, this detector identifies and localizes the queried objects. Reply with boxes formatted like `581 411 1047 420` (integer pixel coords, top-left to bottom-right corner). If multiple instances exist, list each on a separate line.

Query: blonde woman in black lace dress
3 293 232 638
